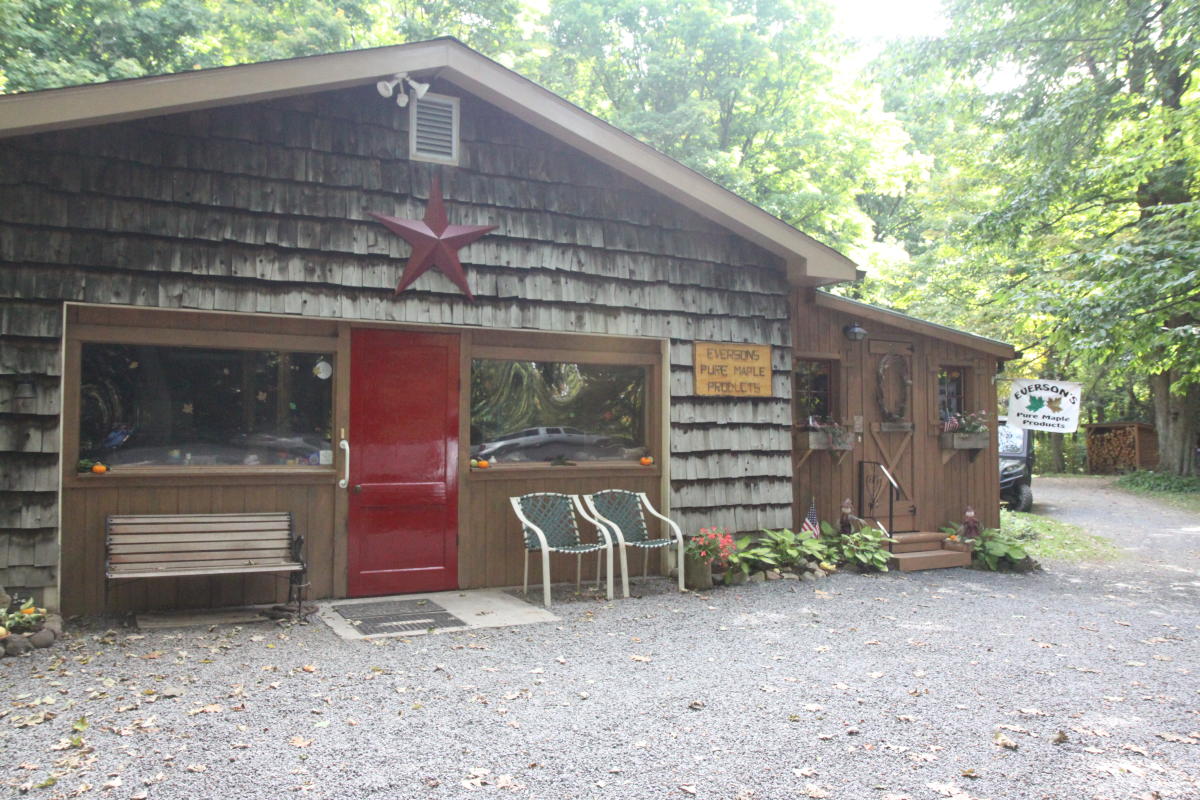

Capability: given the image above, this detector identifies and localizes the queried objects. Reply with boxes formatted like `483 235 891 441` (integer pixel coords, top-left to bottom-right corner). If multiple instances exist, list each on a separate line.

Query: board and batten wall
792 291 1003 532
0 81 795 607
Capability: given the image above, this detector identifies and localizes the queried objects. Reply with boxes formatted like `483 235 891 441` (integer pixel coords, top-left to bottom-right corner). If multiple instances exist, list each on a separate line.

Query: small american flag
801 499 820 537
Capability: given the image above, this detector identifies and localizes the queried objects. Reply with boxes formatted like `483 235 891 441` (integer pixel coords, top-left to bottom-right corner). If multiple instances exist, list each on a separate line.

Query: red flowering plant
685 527 735 566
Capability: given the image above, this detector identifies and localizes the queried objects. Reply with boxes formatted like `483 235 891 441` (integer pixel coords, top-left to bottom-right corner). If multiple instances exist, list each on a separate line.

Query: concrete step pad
890 549 972 571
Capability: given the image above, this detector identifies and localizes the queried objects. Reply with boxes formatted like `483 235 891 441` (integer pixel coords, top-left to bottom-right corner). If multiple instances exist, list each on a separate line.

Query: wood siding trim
813 292 1015 360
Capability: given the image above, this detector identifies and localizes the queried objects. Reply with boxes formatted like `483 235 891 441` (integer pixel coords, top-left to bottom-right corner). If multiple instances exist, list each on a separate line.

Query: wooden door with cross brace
862 340 918 531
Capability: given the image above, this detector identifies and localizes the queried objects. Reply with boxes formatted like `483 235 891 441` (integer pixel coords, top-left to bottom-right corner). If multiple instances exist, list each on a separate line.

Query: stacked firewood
1088 427 1137 473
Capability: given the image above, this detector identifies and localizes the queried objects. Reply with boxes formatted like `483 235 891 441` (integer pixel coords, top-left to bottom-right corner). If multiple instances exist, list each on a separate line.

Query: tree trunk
1151 370 1199 476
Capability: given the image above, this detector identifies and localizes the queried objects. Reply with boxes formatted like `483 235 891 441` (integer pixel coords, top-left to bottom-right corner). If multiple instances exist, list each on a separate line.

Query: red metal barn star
368 176 496 301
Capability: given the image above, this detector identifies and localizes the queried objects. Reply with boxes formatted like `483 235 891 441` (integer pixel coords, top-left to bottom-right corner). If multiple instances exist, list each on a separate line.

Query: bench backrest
106 512 296 576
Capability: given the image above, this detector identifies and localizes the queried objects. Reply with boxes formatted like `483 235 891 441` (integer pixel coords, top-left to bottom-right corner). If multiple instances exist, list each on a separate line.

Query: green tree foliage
0 0 524 93
532 0 918 252
0 0 216 91
862 0 1200 474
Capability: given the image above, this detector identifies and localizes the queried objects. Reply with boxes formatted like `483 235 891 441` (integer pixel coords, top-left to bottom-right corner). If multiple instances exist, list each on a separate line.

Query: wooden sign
693 342 772 397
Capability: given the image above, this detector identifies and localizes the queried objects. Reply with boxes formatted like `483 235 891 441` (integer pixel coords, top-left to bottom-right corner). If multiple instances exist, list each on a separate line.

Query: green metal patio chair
583 490 684 598
509 492 614 607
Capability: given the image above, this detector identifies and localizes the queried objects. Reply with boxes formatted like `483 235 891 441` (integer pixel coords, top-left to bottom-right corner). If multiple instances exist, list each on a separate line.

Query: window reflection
79 344 333 468
470 360 646 463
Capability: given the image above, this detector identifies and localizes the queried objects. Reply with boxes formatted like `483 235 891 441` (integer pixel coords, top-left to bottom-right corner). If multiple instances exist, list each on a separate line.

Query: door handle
338 439 350 489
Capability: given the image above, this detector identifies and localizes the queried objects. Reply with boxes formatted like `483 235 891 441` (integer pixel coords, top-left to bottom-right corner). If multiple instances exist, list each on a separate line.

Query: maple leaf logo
1026 396 1045 412
1046 397 1063 413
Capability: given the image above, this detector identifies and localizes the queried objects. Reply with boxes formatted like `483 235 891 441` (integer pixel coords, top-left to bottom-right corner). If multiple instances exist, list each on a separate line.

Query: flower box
799 430 854 451
939 431 989 450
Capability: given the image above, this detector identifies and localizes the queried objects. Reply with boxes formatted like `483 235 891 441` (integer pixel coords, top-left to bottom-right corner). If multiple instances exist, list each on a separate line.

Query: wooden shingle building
0 39 1014 614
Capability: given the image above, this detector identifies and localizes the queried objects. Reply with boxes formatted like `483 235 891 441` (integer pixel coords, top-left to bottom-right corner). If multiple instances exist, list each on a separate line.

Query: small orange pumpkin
91 463 108 474
639 456 654 466
476 459 490 469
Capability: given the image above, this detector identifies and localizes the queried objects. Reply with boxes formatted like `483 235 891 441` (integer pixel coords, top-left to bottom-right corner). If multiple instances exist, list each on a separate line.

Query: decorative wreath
876 353 911 422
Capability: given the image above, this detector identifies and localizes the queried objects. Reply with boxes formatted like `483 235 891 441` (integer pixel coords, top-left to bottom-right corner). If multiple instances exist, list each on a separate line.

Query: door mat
317 589 557 640
331 599 467 636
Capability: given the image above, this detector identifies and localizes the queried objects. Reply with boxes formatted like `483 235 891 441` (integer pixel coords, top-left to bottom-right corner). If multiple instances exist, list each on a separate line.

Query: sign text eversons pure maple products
1006 379 1083 433
693 342 772 397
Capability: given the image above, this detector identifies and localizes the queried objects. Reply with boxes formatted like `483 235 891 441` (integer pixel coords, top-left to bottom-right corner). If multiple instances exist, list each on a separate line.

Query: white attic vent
409 93 459 165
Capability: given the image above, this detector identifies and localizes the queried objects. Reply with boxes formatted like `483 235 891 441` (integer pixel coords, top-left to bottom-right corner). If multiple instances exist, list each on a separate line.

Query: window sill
468 461 660 480
66 466 337 488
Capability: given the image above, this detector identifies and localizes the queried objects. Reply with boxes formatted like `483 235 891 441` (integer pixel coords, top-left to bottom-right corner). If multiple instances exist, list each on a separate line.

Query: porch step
892 541 944 553
890 549 972 572
891 532 945 546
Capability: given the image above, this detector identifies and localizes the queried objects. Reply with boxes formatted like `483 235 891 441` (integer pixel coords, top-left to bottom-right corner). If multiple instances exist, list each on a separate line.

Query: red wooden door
348 329 459 596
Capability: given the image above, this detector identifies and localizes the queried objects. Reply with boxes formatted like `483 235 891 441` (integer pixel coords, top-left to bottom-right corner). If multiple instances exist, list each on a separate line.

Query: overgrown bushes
1115 471 1200 494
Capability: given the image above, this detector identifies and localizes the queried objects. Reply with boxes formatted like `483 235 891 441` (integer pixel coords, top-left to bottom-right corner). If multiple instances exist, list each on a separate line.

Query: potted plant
939 410 990 450
798 417 854 451
683 527 735 590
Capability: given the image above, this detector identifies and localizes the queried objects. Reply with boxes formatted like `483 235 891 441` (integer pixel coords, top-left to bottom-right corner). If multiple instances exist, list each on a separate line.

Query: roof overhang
813 292 1017 360
0 38 858 286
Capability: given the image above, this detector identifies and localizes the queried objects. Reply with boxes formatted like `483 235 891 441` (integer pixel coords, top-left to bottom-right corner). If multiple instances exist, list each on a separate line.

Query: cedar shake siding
0 83 794 600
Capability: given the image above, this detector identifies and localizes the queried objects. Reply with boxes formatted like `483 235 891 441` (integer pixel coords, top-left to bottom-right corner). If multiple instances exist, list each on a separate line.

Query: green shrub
971 527 1038 572
722 529 833 583
1115 471 1200 494
820 521 893 572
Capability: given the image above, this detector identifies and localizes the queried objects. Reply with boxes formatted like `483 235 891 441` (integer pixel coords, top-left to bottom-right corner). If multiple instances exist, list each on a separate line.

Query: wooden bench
105 512 306 612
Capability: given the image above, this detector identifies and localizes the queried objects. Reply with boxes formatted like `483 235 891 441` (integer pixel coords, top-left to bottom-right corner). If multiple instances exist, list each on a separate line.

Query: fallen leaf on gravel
187 704 223 715
994 732 1019 750
804 783 830 798
961 769 979 779
1052 731 1069 744
185 764 207 773
997 724 1030 735
1157 732 1200 744
631 655 652 662
1122 743 1149 755
1017 708 1046 716
679 785 697 795
688 700 705 710
927 781 971 799
101 777 121 790
131 791 148 800
289 736 312 748
302 665 316 673
793 768 817 778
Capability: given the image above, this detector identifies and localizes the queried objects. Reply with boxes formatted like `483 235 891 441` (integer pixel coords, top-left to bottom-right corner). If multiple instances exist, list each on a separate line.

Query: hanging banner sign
1007 379 1083 433
693 342 772 397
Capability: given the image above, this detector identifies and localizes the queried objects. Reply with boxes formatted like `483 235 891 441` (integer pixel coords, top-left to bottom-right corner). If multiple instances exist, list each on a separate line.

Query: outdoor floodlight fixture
405 76 430 100
376 73 430 108
843 321 868 342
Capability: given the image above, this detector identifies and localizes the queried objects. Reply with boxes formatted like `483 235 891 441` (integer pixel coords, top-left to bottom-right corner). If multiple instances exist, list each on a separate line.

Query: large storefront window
470 359 646 463
79 344 334 468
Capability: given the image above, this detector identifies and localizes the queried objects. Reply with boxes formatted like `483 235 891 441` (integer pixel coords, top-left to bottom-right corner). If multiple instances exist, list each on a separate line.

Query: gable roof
813 292 1017 359
0 38 857 286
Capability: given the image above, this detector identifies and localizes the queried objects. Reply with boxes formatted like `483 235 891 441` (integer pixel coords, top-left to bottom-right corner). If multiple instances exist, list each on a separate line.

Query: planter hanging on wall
940 431 989 450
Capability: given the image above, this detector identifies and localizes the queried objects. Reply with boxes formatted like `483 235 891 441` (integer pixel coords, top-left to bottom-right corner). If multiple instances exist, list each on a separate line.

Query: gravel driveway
3 477 1198 799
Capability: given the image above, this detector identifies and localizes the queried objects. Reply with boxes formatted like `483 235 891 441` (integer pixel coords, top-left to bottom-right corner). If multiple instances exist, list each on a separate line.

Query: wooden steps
888 532 972 571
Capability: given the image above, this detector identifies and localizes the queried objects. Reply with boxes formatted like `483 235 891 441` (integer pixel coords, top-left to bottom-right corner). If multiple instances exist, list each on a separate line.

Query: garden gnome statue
838 498 856 536
961 506 982 541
